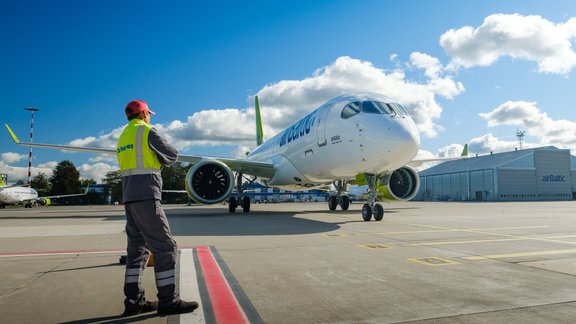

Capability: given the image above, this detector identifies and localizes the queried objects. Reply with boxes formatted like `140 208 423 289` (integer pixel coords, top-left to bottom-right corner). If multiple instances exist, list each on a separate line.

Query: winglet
255 96 264 146
5 124 21 143
461 144 469 157
84 184 90 194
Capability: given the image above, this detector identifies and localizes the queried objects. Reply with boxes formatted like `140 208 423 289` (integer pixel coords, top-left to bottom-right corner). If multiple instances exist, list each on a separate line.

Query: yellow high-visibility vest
117 119 162 176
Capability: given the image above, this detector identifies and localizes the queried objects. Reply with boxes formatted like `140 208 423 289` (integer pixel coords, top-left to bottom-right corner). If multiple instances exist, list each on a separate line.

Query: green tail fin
255 96 264 146
0 174 7 187
461 144 469 157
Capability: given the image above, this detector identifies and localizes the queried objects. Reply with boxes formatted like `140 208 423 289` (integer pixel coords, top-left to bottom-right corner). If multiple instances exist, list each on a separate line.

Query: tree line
24 160 191 205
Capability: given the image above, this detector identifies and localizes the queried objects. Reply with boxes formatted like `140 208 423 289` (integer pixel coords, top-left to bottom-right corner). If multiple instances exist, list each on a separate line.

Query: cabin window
341 102 361 119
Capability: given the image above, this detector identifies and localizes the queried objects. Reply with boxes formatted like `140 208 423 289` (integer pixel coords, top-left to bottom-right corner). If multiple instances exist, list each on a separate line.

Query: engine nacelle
377 166 420 202
185 159 234 204
37 198 51 206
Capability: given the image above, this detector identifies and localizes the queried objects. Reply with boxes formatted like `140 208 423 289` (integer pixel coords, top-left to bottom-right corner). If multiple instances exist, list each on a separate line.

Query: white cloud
479 101 576 148
0 152 27 164
469 133 519 154
441 13 576 74
438 144 465 157
68 126 124 149
0 163 55 184
78 163 116 182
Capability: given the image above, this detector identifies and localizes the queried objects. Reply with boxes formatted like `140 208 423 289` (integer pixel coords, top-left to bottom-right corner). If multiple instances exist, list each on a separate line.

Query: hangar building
414 146 576 201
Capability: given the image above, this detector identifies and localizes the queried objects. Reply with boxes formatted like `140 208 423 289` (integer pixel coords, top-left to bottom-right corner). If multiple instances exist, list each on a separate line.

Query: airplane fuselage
0 186 38 205
248 93 420 190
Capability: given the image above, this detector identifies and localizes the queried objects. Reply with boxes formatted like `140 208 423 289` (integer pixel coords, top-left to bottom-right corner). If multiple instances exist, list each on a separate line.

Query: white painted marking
179 248 205 323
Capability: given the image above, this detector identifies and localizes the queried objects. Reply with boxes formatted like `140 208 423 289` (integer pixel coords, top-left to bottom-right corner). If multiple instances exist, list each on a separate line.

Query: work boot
122 300 158 317
157 299 199 316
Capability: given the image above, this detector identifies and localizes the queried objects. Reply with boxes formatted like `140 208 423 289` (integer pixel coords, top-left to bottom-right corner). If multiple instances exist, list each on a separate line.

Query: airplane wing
408 144 469 168
38 184 91 200
5 124 275 179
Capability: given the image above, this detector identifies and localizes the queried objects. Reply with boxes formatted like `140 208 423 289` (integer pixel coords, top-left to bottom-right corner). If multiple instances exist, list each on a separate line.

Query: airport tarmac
2 201 576 323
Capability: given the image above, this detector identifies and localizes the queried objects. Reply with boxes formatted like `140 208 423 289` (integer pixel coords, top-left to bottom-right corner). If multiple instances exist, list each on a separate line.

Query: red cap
125 99 156 117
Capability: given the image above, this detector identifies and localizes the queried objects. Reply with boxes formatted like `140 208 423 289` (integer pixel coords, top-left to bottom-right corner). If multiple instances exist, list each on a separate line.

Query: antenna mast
516 129 525 150
24 107 39 184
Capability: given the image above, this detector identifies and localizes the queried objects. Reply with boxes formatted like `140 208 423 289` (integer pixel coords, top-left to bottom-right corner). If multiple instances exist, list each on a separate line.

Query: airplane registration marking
360 244 393 250
409 257 460 266
463 249 576 261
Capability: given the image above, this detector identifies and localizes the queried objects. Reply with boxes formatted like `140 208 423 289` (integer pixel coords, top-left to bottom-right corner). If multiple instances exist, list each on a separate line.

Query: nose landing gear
361 173 384 221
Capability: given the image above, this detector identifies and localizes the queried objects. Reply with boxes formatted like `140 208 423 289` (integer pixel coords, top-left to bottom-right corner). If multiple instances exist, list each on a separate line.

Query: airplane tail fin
461 144 469 157
255 96 264 146
0 174 7 187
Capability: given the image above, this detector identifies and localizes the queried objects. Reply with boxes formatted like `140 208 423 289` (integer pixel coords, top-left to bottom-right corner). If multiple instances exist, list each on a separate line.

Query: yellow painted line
353 226 550 237
322 233 345 238
540 235 576 239
406 238 525 246
465 226 550 231
354 229 460 236
360 244 394 250
463 249 576 261
409 257 460 266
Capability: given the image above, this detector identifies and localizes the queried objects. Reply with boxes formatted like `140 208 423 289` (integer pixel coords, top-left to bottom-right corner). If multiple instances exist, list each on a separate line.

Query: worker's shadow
59 312 158 323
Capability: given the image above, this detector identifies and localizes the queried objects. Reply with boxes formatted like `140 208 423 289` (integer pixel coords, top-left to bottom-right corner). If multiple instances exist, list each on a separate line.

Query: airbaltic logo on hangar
542 174 566 182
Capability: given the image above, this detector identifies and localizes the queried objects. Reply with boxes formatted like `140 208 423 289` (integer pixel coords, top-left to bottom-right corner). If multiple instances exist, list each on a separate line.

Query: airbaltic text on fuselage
542 174 566 182
279 112 317 147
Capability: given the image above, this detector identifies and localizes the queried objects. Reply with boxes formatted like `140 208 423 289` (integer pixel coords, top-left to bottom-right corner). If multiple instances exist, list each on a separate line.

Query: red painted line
197 246 247 324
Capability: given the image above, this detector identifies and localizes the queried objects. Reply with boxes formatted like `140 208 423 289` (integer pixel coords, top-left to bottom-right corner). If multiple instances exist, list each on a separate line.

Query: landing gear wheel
242 196 251 213
338 196 350 210
328 196 338 211
362 204 372 221
228 197 237 213
373 204 384 221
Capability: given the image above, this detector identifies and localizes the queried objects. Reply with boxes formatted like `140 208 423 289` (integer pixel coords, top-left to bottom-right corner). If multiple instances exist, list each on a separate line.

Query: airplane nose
388 117 420 165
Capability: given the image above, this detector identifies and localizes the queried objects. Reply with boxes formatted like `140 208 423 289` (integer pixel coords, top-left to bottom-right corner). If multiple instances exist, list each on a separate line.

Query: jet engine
37 198 51 206
377 166 420 202
185 159 234 204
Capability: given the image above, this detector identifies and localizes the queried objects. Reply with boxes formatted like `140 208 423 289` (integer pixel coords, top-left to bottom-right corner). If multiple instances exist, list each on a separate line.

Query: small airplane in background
0 176 90 208
5 93 466 220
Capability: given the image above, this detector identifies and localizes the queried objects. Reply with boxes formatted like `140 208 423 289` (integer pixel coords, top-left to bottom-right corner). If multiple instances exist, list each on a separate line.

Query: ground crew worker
118 99 198 317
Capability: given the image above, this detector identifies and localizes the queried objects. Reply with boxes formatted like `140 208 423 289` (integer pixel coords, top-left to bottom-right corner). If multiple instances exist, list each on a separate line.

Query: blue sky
2 1 576 182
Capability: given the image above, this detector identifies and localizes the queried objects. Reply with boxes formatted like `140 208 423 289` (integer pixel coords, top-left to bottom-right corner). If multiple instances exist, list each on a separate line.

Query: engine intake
185 159 234 204
37 198 51 206
377 166 420 202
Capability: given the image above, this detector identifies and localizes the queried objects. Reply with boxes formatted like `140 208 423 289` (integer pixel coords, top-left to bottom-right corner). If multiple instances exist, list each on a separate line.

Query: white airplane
5 93 464 220
0 181 90 208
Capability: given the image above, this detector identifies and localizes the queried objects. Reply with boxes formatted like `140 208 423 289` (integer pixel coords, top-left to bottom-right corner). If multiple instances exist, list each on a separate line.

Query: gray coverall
121 127 179 309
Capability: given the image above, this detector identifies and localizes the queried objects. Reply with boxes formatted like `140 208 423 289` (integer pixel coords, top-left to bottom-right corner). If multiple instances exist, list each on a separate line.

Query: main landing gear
228 173 255 213
328 180 350 211
361 173 384 222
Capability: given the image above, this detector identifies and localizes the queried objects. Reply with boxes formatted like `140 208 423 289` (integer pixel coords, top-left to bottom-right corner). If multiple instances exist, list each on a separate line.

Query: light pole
24 107 39 185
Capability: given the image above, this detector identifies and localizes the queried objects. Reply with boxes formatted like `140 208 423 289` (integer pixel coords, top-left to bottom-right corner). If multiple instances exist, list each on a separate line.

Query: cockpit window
374 102 391 114
361 101 382 114
386 103 409 116
341 102 361 119
341 101 409 119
